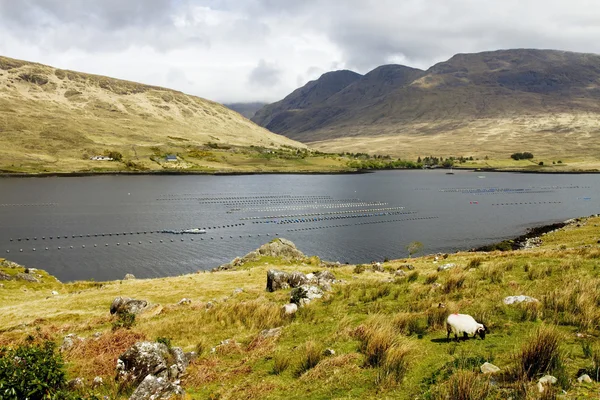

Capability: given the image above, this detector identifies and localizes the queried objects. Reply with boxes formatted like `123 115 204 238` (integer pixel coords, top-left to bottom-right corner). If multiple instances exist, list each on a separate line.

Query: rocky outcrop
214 238 307 271
267 269 337 292
116 341 188 386
60 333 84 351
110 297 148 315
129 375 184 400
0 270 12 280
290 285 324 306
503 295 539 305
15 272 40 283
437 263 456 271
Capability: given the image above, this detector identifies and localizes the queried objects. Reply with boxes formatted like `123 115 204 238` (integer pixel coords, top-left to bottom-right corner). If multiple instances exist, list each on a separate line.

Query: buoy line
285 216 439 232
236 202 388 212
252 210 417 225
240 206 407 220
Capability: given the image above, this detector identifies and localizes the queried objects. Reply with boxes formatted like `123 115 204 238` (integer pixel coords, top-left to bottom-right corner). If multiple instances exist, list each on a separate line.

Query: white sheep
446 313 488 341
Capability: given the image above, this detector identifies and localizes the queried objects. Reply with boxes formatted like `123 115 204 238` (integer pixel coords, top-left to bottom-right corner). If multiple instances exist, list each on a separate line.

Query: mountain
0 56 304 173
224 102 267 119
252 49 600 159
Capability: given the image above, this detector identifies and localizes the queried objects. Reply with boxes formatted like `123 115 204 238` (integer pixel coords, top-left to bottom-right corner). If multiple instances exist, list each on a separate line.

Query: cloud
1 0 600 102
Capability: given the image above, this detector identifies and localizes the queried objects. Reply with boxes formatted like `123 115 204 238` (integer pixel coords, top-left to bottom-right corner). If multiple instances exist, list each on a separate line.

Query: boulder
51 290 59 296
15 272 40 283
281 303 298 316
480 362 501 374
290 285 324 306
67 377 85 390
0 271 12 281
437 263 456 271
116 341 189 385
124 273 136 280
537 375 557 393
129 375 184 400
288 271 309 288
395 270 407 278
260 327 283 339
110 297 148 315
577 374 592 383
315 270 336 285
61 333 83 351
92 376 103 388
503 295 539 305
177 298 191 306
266 269 291 292
399 264 415 270
256 238 305 259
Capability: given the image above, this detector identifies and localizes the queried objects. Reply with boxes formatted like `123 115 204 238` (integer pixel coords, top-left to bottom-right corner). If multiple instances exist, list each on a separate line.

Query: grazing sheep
446 313 488 342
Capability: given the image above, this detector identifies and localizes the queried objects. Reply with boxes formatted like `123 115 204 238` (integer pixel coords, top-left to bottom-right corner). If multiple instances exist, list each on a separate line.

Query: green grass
1 217 600 398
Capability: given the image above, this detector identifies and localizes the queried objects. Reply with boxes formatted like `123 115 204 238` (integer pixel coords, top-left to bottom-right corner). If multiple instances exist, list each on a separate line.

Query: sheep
446 313 488 342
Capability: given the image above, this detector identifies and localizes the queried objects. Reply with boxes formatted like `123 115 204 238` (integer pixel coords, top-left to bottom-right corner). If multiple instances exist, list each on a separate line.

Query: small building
166 155 178 162
90 156 113 161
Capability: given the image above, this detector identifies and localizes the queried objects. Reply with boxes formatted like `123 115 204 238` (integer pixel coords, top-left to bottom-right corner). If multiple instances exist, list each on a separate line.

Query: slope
0 56 308 174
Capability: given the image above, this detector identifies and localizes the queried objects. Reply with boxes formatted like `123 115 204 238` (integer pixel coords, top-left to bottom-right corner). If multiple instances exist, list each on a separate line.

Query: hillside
252 49 600 164
224 102 268 119
0 56 316 174
1 217 600 398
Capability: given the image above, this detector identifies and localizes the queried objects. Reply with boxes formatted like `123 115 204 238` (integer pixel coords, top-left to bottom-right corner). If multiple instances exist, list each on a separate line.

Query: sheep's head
477 324 488 340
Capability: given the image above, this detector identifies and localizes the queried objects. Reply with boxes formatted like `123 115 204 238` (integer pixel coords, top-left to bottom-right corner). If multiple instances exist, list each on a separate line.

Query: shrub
0 341 70 399
353 264 366 274
112 311 136 331
407 271 419 282
517 326 561 380
510 152 534 160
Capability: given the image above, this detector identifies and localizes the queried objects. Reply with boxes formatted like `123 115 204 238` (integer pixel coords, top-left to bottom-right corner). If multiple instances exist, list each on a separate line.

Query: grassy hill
252 49 600 169
1 216 600 398
0 56 365 174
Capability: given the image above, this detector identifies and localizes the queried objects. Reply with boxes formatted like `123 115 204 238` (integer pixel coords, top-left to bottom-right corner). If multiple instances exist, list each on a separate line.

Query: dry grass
516 326 562 380
432 370 492 400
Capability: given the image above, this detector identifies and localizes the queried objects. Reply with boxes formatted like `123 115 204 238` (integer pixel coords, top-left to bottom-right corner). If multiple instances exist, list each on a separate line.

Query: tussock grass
375 341 414 387
296 341 324 376
516 326 561 380
432 370 492 400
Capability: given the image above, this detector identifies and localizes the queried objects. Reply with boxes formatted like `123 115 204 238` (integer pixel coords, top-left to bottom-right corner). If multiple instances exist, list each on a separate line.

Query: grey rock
537 375 557 393
216 238 306 272
266 269 291 292
61 333 83 351
480 362 501 374
288 271 309 288
323 348 336 356
395 270 407 277
371 262 384 272
124 273 136 280
260 327 283 338
116 342 171 385
110 297 148 315
129 374 184 400
281 303 298 316
92 376 103 388
205 301 214 309
437 263 456 271
315 270 336 285
51 290 59 296
577 374 592 383
0 270 12 281
399 264 415 270
503 295 539 305
169 347 188 379
67 377 85 390
290 285 324 306
184 351 198 363
232 288 244 295
15 272 40 283
177 298 191 306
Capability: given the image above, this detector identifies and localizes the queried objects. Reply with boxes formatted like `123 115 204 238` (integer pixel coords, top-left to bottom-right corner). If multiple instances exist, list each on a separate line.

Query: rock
92 376 103 388
323 348 335 356
116 341 188 386
0 271 12 281
110 297 148 315
266 269 291 292
205 301 214 309
399 264 415 270
288 271 309 288
51 290 59 296
290 285 324 306
177 298 191 306
577 374 592 383
184 351 198 363
537 375 558 393
395 270 407 277
260 327 283 338
232 288 244 295
129 374 184 400
371 262 383 272
255 238 305 259
123 273 136 280
315 270 336 285
61 333 83 351
480 362 501 374
93 332 103 339
437 263 456 271
15 272 40 283
0 283 4 288
67 377 85 390
281 303 298 316
503 295 539 305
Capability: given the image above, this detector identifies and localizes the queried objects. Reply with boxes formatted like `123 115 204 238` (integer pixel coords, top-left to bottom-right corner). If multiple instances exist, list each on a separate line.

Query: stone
288 271 309 288
266 269 291 292
67 377 85 390
577 374 592 383
92 376 103 388
323 348 336 356
281 303 298 316
315 270 336 285
260 327 283 338
168 347 189 379
232 288 244 295
290 285 324 306
15 272 40 283
437 263 456 271
371 262 383 272
205 301 214 309
51 290 59 295
0 271 12 281
503 295 539 305
123 273 136 280
177 298 191 306
480 362 501 374
395 270 407 277
129 375 184 400
110 297 148 315
184 351 198 363
116 342 171 384
399 264 415 270
61 333 83 351
537 375 558 393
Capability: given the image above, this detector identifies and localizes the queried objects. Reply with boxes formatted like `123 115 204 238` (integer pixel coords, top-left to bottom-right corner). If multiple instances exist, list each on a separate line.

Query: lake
0 170 597 282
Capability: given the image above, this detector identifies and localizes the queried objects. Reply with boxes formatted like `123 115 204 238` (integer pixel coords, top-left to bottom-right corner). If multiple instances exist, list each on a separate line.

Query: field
1 215 600 398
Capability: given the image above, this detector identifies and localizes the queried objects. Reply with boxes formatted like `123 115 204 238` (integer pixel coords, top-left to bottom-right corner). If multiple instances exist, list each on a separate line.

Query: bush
517 326 561 380
0 341 71 399
112 311 136 331
353 264 366 274
510 152 534 160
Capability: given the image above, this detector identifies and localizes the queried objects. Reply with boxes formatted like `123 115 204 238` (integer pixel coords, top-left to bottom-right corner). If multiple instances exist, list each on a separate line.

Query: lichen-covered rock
437 263 456 271
129 374 184 400
116 341 188 386
168 347 188 379
503 295 539 305
395 270 407 277
92 376 103 388
480 362 501 374
0 271 12 281
266 269 291 292
215 238 306 271
61 333 83 351
124 273 136 280
67 377 85 390
259 327 283 338
110 297 148 315
177 298 191 306
15 272 40 283
290 285 324 306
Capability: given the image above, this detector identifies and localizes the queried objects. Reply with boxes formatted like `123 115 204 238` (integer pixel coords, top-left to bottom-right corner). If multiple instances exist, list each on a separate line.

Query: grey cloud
248 59 282 87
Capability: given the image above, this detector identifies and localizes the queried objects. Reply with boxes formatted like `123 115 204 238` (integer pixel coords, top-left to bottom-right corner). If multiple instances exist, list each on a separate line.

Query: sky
1 0 600 103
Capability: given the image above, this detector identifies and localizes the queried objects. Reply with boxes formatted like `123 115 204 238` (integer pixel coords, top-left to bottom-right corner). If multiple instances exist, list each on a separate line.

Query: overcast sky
1 0 600 103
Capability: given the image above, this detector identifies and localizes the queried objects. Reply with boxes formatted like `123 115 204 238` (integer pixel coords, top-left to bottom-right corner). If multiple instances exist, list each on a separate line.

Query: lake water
0 170 597 282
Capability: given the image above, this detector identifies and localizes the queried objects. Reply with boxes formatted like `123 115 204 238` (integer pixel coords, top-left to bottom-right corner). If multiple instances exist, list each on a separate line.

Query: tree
406 241 423 258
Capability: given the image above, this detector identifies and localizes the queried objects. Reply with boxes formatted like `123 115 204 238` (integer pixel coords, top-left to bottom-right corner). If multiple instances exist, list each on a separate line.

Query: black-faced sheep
446 313 488 341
